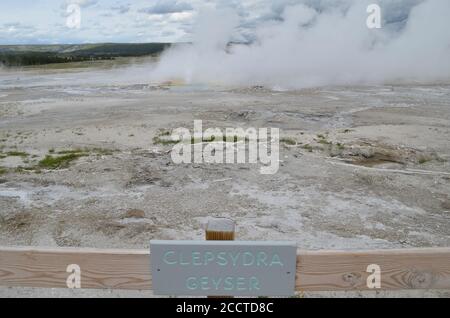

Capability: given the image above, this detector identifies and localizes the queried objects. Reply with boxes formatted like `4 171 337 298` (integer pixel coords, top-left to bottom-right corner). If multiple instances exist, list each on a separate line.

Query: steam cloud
150 0 450 89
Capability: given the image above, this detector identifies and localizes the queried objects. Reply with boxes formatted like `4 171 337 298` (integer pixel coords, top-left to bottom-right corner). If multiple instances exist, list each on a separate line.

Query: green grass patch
280 138 297 146
191 135 251 144
54 148 115 156
153 130 179 146
153 129 253 146
56 149 85 155
302 144 313 152
158 130 171 137
37 147 115 169
317 139 332 146
38 153 86 169
153 136 180 146
418 157 431 165
5 151 29 157
15 166 38 173
0 167 7 175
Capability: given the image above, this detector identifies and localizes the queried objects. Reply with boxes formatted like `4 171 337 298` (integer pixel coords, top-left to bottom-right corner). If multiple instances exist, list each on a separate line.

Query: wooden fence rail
1 246 449 292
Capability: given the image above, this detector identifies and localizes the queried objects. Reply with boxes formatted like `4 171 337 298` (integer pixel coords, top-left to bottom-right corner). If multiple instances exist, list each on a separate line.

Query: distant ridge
0 43 172 66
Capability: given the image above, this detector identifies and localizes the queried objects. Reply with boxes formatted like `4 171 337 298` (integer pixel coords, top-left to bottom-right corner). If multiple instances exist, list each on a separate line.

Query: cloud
0 22 37 44
65 0 99 8
1 22 36 33
0 0 447 47
111 3 131 14
139 0 193 15
60 0 99 16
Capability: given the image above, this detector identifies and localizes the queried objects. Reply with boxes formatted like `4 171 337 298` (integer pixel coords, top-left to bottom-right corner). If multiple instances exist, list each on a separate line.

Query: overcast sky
0 0 423 45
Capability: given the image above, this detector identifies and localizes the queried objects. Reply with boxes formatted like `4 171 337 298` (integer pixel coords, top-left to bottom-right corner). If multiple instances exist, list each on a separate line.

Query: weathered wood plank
0 246 449 291
205 218 236 241
296 248 450 291
0 246 152 290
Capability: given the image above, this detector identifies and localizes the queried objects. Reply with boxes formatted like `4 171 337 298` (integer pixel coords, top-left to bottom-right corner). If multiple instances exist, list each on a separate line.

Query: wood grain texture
296 248 450 291
1 246 449 291
205 218 236 241
0 246 152 290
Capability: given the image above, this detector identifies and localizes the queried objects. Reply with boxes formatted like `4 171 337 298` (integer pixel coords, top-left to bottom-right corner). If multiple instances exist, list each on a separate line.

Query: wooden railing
1 218 449 293
0 246 449 291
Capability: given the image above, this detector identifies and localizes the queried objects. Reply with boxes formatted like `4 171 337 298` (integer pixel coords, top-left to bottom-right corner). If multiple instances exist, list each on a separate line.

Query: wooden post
205 217 235 298
205 217 236 241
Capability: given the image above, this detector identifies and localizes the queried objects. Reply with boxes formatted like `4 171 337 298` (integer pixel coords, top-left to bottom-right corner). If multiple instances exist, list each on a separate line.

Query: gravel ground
1 63 449 297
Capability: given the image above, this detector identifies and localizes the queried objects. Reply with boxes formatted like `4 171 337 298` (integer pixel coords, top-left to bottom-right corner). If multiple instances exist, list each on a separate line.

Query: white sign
150 241 297 296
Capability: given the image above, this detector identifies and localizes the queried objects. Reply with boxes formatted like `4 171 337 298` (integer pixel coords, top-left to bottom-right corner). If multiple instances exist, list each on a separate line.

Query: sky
0 0 428 45
0 0 259 44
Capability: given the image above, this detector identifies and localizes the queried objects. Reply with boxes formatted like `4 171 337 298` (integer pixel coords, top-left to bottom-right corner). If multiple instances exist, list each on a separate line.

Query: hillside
0 43 171 66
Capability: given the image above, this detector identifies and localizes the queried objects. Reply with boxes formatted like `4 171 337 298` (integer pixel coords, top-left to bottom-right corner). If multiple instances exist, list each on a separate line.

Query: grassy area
318 139 332 146
153 136 180 146
302 144 313 152
38 153 86 169
0 151 29 159
55 148 115 155
5 151 29 157
56 149 86 155
191 135 253 144
153 129 258 146
316 134 332 146
15 166 38 173
418 156 432 164
152 130 178 146
0 167 7 175
280 137 297 146
37 148 116 170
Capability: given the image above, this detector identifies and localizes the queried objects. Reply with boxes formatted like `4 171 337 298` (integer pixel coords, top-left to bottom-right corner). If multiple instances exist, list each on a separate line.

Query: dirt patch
97 219 158 239
442 200 450 210
53 221 82 247
346 152 405 168
126 166 163 187
336 142 440 168
0 211 36 235
124 209 146 219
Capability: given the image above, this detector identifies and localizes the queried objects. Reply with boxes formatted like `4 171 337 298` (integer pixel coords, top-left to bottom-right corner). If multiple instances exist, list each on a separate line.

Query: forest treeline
0 43 170 66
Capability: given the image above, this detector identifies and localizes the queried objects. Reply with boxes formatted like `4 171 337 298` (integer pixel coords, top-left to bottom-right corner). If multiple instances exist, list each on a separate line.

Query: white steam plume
150 0 450 89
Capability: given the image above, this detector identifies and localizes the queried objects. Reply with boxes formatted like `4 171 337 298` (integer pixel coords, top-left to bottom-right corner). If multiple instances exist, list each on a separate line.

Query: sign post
205 218 235 241
205 218 236 298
